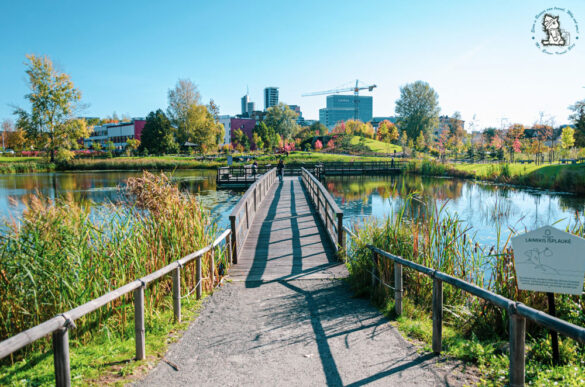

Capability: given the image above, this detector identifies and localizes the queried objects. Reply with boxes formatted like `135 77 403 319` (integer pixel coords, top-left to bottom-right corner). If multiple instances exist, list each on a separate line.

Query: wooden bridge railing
301 168 344 251
0 228 234 387
341 225 585 387
316 160 403 176
229 168 277 263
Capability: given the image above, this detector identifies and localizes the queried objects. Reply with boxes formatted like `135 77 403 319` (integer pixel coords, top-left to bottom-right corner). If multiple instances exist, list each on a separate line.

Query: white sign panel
511 226 585 295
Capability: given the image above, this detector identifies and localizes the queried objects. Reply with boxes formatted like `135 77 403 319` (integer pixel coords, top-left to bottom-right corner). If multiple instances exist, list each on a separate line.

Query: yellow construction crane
302 80 377 120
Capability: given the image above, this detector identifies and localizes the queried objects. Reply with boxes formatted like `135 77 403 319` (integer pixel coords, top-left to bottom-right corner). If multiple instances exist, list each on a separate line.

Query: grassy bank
406 159 585 195
0 172 228 385
346 196 585 385
349 136 402 154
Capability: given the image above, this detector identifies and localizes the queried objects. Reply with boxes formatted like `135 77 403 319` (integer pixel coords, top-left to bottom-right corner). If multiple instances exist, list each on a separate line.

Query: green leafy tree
252 132 264 151
561 126 575 149
569 100 585 147
253 122 277 150
139 110 179 155
264 103 299 139
400 131 408 148
415 131 426 151
395 81 440 140
233 129 250 151
14 55 89 161
92 142 102 151
105 141 116 158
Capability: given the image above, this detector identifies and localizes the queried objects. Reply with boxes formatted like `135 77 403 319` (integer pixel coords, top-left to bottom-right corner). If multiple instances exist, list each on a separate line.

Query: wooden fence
229 168 277 263
0 228 234 387
300 168 344 251
342 225 585 387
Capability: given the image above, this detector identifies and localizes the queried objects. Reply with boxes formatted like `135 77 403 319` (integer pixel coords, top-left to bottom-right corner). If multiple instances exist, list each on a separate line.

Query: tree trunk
50 131 55 163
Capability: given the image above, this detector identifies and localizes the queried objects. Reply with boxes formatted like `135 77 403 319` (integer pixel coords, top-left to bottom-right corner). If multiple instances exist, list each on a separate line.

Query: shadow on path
245 181 283 287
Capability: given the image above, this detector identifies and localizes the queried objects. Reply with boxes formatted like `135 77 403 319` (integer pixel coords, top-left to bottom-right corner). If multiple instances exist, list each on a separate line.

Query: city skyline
1 1 584 130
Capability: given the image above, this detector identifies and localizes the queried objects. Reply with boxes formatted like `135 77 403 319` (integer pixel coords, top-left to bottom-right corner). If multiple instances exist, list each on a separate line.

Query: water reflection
0 170 243 230
324 175 585 245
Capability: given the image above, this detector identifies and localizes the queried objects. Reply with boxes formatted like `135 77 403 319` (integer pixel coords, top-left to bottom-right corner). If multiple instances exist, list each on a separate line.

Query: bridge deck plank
231 177 347 283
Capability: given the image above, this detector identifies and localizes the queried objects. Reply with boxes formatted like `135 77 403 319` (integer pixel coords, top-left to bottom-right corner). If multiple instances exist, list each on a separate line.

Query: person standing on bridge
277 158 284 182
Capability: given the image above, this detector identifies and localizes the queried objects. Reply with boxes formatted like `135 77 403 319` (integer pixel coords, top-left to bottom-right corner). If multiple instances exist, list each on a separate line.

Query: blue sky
0 0 584 129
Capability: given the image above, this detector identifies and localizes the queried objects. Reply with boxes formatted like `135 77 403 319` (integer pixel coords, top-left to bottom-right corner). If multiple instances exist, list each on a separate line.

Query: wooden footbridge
2 168 585 386
216 160 404 187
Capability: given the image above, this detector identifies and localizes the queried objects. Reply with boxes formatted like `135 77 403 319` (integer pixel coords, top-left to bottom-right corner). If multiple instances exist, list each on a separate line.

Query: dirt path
137 280 473 386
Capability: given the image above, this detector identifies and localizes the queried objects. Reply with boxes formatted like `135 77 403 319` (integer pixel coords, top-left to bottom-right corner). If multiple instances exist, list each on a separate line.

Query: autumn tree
167 79 222 151
377 120 399 143
126 138 141 156
447 112 465 140
560 126 575 150
395 81 440 140
415 131 426 150
14 55 89 161
1 119 14 149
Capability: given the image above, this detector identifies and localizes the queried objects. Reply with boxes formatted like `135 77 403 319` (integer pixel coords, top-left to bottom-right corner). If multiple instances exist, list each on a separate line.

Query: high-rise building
247 102 255 115
241 94 250 115
264 87 279 110
319 95 373 128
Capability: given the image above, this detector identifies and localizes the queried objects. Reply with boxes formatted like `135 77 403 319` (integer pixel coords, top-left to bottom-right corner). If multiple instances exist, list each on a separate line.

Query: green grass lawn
256 151 391 163
349 136 402 153
0 293 207 386
0 157 44 162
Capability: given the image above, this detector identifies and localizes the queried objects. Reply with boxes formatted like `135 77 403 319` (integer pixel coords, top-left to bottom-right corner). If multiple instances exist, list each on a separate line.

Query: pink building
84 119 146 150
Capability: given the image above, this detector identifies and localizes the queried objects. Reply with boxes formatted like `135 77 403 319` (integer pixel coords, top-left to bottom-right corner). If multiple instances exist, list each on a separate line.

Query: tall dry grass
0 171 223 358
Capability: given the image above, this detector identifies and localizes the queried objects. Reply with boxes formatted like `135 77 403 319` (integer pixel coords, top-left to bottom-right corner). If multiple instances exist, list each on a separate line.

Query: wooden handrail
300 168 344 251
0 228 233 386
364 244 585 386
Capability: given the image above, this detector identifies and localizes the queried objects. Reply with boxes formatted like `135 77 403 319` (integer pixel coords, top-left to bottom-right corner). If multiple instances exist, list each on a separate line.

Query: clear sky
1 0 584 130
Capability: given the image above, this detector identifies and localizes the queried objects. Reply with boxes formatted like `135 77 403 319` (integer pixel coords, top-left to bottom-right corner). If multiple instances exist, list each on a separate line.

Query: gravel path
137 279 473 386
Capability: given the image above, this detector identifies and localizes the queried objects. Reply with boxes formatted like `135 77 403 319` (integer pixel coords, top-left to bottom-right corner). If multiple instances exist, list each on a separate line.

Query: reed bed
346 193 585 344
0 171 225 361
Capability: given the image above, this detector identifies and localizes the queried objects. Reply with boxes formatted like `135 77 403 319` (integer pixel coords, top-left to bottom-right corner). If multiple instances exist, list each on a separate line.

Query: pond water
0 170 244 230
0 170 583 247
323 175 585 246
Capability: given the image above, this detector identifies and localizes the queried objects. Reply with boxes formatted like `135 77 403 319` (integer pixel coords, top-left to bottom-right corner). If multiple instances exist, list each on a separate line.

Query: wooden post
547 292 560 365
394 262 403 316
52 328 71 387
196 256 202 299
172 267 181 323
509 313 526 387
210 248 215 287
134 285 145 360
371 252 378 293
432 278 443 354
230 215 237 264
337 212 344 249
254 187 257 212
227 232 233 265
245 201 249 230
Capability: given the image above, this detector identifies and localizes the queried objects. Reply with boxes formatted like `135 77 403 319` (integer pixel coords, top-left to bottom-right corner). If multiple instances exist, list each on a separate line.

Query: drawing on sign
511 225 585 295
519 247 558 274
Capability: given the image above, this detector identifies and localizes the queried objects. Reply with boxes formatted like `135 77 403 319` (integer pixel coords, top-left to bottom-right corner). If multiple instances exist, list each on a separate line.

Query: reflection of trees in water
324 175 585 238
